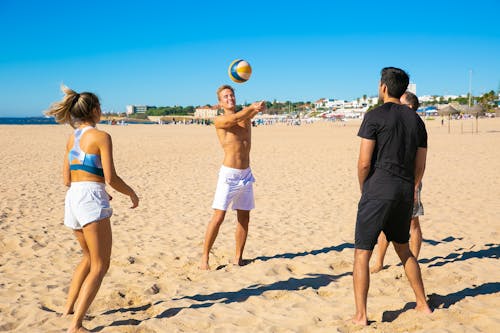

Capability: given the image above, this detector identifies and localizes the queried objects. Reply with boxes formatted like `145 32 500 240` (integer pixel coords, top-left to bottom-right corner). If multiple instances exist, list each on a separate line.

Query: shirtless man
200 85 266 270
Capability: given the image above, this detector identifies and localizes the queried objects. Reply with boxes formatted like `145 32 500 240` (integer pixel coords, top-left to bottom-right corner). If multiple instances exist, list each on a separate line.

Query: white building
194 105 219 119
314 98 346 109
408 83 417 94
126 105 154 115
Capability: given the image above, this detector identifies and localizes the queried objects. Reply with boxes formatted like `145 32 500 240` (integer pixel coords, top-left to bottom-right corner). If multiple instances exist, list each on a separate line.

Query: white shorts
412 182 424 218
64 181 113 230
212 166 255 211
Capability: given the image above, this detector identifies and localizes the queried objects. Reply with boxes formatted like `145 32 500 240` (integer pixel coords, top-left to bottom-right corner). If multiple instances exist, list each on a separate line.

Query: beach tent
424 106 438 115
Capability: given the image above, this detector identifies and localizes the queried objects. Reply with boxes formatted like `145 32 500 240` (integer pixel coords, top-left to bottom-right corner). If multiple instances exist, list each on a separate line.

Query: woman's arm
98 132 139 208
63 138 72 187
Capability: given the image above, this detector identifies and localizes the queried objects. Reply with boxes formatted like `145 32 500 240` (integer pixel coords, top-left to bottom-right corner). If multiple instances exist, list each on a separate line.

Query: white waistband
70 181 106 189
220 165 251 174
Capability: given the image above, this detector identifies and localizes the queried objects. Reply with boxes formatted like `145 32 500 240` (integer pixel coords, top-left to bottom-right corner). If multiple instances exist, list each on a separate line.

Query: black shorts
355 196 413 250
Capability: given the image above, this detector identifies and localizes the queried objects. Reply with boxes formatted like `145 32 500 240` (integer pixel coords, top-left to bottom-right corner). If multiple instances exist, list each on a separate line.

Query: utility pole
468 70 472 109
469 70 473 134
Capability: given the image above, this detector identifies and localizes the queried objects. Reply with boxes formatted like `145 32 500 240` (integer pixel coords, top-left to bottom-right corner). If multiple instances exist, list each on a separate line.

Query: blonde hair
45 85 100 127
216 84 235 100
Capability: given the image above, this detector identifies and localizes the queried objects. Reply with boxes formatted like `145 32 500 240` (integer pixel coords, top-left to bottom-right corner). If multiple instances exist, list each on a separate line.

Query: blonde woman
46 85 139 333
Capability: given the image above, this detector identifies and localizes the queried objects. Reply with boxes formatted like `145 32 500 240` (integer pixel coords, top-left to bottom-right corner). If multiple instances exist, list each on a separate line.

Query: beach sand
1 117 499 332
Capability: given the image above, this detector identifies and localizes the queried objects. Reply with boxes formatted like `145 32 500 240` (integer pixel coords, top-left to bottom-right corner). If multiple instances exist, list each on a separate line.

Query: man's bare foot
66 325 91 333
233 258 252 267
349 315 368 326
233 258 244 266
415 303 433 315
61 307 74 317
370 264 384 273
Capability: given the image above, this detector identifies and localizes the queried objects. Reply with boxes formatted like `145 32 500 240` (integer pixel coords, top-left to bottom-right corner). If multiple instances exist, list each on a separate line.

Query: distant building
419 95 436 103
408 83 417 94
315 96 377 111
194 105 220 118
314 98 327 109
314 98 346 109
126 105 155 115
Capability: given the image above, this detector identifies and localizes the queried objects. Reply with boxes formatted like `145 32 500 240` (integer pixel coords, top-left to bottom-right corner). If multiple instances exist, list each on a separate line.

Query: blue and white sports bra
68 126 104 177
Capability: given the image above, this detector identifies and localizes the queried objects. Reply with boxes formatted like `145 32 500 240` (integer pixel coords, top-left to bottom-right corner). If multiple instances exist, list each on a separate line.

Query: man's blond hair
216 85 235 100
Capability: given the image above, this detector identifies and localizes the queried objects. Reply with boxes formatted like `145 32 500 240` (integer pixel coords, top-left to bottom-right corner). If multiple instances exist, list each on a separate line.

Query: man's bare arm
358 138 376 192
215 101 265 129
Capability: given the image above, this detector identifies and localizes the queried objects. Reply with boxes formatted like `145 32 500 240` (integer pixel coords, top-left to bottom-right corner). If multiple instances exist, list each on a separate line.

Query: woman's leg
67 218 112 332
63 230 90 315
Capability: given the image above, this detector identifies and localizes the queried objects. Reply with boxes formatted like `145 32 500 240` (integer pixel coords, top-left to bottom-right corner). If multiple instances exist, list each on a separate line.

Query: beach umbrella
466 104 484 116
438 105 460 134
437 105 460 116
466 104 484 133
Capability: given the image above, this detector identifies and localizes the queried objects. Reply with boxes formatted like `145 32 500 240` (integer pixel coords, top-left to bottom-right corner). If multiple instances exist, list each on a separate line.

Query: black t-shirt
358 102 427 198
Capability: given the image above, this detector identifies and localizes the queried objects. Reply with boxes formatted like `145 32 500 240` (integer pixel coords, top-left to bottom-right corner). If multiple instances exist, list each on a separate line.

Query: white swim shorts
412 182 424 218
64 181 113 230
212 165 255 211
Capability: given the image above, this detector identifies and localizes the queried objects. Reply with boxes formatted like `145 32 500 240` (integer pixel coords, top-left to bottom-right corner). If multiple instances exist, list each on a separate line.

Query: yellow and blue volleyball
228 59 252 83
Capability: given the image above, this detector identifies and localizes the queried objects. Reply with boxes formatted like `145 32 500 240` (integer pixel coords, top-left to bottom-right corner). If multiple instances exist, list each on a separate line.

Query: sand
0 117 499 332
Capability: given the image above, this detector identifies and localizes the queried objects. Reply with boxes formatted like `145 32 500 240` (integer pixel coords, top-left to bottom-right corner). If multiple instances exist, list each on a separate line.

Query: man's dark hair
380 67 409 99
402 91 420 110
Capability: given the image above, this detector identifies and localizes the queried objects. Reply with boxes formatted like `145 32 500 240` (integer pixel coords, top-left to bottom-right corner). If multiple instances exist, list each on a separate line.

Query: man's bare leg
234 210 250 266
200 209 226 270
352 248 372 326
371 232 389 273
392 242 432 314
409 217 422 259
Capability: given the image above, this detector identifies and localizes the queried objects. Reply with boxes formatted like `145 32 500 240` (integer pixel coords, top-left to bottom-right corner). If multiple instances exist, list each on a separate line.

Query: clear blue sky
0 0 499 116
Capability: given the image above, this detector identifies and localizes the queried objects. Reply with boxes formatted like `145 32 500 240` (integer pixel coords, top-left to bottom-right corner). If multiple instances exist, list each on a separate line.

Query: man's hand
250 101 266 115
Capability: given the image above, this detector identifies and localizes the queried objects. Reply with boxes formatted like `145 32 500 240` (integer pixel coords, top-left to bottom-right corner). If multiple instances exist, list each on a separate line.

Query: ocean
0 117 58 125
0 117 156 125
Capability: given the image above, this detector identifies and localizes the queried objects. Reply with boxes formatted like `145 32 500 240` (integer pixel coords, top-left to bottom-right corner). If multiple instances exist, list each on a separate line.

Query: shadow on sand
90 272 351 331
252 242 354 262
419 243 499 267
381 282 500 322
422 236 463 246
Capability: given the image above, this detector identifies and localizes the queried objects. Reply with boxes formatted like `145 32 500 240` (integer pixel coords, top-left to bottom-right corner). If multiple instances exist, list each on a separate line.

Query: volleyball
228 59 252 83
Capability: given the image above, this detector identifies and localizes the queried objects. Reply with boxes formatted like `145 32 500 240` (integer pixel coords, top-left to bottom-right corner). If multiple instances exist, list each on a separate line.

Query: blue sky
0 0 499 116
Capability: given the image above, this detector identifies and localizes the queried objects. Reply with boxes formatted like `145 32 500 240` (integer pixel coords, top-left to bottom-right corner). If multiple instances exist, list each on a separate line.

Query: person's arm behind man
358 138 376 192
215 101 265 129
414 114 428 199
414 147 427 195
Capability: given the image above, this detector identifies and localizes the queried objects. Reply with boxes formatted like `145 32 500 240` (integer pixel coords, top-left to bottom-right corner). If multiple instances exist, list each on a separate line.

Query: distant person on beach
200 85 266 270
352 68 431 325
45 85 139 333
371 91 425 273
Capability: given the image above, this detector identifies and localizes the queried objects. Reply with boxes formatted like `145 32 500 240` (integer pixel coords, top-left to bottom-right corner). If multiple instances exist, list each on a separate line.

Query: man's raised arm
215 101 265 129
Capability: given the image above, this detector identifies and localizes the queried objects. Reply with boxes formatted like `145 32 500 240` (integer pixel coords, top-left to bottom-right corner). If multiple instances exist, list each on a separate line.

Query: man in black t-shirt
371 91 426 273
351 67 432 326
